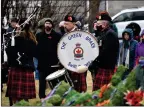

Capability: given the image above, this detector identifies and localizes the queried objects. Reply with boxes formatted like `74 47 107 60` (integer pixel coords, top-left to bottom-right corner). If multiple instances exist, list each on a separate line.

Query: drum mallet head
76 65 88 73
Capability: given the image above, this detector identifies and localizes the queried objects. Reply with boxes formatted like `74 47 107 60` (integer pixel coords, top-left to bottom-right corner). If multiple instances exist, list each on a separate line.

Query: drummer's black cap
97 11 112 22
45 18 54 27
64 14 76 23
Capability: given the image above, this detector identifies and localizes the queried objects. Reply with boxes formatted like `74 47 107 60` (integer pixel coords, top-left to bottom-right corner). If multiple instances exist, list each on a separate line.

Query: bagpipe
1 4 41 63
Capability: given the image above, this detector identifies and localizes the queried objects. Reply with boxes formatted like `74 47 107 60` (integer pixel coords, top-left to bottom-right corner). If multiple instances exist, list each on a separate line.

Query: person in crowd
35 18 62 99
62 14 87 92
126 22 141 42
5 18 37 104
33 18 52 80
1 19 8 92
36 18 52 34
118 28 138 77
7 18 18 32
135 29 144 65
89 14 119 91
6 18 19 38
94 11 118 37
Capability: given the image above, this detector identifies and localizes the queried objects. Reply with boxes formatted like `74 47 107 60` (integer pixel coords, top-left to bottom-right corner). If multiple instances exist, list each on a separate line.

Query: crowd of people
1 11 144 105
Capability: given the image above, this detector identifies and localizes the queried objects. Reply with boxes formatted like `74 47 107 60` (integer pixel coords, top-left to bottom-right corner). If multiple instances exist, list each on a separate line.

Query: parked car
112 7 144 39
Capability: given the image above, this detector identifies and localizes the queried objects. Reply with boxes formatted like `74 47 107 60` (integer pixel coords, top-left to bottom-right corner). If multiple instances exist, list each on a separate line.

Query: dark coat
119 28 138 70
35 29 62 71
6 36 36 70
90 28 119 69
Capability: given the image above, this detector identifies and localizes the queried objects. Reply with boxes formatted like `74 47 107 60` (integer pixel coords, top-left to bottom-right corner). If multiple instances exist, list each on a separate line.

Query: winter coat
118 28 138 70
141 29 144 37
135 43 144 65
6 36 37 70
90 28 119 69
35 29 62 71
135 30 144 65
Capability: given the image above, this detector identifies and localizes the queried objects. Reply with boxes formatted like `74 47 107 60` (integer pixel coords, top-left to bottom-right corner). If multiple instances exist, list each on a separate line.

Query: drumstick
51 65 60 67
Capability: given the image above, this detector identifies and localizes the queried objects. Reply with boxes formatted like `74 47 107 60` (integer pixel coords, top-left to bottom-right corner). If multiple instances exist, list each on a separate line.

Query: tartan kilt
93 68 114 91
68 71 87 93
6 67 36 99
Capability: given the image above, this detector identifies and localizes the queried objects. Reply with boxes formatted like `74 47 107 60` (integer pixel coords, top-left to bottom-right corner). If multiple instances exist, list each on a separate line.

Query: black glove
1 62 9 69
88 59 99 72
58 62 64 69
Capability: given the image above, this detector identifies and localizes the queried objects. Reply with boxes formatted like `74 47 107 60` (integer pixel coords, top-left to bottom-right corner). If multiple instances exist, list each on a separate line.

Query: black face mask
96 25 103 31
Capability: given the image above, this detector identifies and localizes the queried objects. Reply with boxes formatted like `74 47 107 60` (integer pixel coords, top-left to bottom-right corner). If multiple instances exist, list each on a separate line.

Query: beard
45 26 52 31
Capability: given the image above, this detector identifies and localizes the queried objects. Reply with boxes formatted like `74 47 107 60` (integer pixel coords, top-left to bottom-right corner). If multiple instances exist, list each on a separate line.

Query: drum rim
57 30 99 72
46 69 66 80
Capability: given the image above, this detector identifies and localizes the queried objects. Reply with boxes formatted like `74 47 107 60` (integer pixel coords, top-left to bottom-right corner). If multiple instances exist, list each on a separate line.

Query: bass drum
57 30 99 72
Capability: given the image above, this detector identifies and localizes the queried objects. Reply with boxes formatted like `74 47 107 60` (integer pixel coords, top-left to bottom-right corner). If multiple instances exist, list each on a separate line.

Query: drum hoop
46 69 66 80
57 30 98 72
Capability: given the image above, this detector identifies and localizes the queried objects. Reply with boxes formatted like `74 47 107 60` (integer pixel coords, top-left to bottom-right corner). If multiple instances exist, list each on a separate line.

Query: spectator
35 18 62 99
135 29 144 65
126 22 141 42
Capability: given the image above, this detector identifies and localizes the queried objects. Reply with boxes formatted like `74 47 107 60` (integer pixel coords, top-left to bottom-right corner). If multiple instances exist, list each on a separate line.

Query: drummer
61 14 87 92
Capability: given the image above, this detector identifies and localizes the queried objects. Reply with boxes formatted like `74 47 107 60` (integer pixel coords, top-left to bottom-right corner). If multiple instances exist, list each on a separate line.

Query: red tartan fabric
6 67 36 99
93 68 114 91
69 71 87 93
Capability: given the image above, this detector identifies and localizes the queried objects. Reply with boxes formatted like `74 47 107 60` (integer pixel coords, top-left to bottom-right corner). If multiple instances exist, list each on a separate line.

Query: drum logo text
61 42 67 49
68 60 93 68
85 36 95 48
73 43 84 61
68 33 82 40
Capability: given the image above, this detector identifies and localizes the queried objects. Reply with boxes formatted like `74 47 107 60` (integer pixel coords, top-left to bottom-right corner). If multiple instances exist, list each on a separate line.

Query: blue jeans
33 57 39 80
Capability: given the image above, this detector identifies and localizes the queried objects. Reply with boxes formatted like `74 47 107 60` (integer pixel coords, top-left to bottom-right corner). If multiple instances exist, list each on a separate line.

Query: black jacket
90 28 119 69
35 30 62 70
6 36 36 70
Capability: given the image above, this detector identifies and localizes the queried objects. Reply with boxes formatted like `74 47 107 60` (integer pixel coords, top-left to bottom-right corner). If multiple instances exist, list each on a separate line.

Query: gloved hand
58 62 64 69
1 62 9 69
88 59 99 72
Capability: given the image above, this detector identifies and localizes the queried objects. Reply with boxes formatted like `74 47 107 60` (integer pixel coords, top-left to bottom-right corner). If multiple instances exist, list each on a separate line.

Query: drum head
46 69 65 80
57 30 99 72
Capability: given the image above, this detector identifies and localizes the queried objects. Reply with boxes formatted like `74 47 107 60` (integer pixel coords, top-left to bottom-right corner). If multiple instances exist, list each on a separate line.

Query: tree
89 0 101 32
1 0 101 32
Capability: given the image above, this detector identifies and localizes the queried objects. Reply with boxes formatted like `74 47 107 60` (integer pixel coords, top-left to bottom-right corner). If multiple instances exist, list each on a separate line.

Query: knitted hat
45 18 54 27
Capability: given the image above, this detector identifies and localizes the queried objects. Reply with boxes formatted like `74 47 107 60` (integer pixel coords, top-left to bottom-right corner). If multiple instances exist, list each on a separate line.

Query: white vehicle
112 7 144 39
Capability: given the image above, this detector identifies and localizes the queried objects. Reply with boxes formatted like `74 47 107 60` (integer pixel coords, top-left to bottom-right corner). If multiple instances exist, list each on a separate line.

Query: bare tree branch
2 0 101 32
